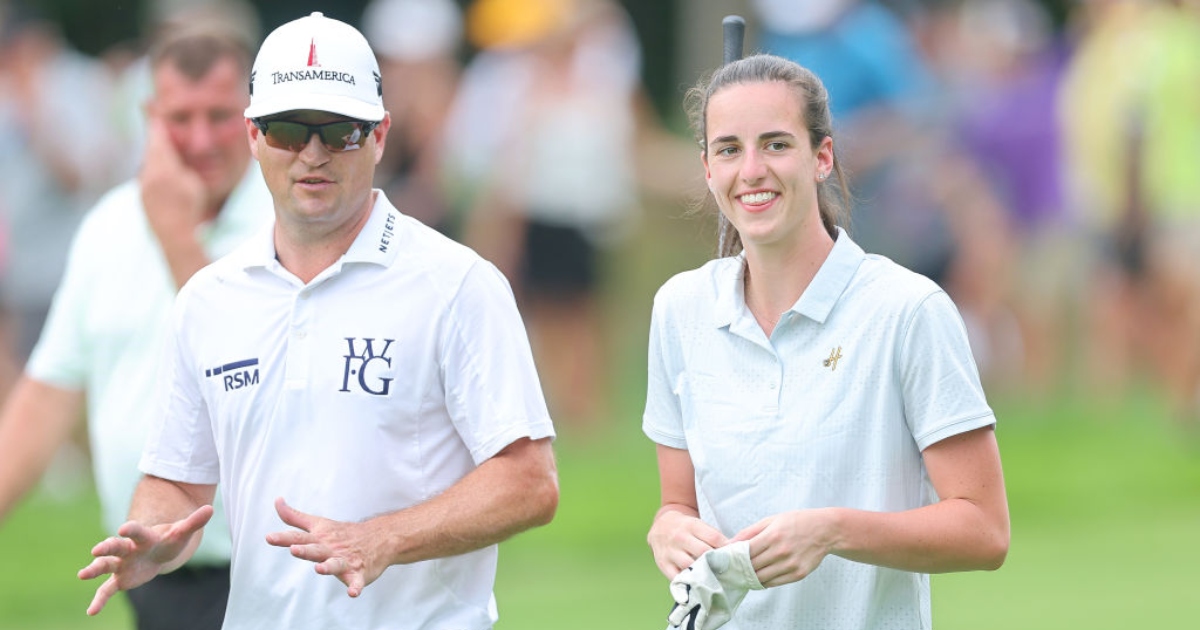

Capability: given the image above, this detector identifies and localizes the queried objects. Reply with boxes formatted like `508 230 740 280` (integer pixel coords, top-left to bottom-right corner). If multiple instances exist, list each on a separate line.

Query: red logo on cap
307 38 319 67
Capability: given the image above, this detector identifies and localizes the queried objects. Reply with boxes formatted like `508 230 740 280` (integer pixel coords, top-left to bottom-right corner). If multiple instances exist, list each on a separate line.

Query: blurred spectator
0 20 272 629
103 0 262 179
1059 0 1200 421
361 0 463 231
952 0 1075 396
914 0 1073 395
0 2 118 368
752 0 1028 386
443 0 653 430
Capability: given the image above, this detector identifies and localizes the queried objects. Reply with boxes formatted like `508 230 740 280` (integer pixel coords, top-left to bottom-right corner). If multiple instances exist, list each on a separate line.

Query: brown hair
148 24 252 82
684 53 851 258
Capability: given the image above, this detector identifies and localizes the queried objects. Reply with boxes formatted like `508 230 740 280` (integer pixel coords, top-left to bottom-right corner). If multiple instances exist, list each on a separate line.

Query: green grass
0 492 133 629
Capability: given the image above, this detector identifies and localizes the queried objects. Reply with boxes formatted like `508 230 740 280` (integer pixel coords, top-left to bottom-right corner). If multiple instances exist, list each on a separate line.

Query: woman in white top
643 54 1009 629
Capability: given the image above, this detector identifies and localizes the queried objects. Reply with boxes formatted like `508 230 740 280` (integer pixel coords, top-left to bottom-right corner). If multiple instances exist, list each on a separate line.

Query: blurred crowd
0 0 1197 434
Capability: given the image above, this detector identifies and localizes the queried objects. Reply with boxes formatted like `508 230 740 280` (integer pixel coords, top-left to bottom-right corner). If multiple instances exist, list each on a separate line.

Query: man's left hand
266 497 388 598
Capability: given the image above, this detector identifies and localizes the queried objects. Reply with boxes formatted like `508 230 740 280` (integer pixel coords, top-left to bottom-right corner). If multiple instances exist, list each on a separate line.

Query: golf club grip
722 15 745 65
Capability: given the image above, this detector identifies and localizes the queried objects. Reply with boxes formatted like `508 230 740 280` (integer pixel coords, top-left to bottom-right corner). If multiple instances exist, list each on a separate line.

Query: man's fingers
316 556 368 598
275 497 315 531
315 555 346 576
345 573 365 598
174 505 215 536
116 521 157 548
85 575 120 616
89 536 130 559
265 530 317 548
78 555 120 581
290 543 331 563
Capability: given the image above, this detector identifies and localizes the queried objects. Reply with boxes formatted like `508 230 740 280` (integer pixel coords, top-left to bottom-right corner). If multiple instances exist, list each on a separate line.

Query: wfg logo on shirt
340 337 395 396
205 358 260 392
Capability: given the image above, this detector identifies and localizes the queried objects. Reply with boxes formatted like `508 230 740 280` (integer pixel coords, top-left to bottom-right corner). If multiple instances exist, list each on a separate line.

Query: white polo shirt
643 229 995 630
140 192 555 630
27 164 271 565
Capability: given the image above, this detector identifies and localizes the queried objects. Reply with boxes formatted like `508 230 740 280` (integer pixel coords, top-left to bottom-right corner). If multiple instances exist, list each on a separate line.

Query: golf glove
666 541 764 630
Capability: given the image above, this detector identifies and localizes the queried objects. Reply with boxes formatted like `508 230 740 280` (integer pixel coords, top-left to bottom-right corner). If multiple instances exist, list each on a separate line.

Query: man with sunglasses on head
77 12 559 630
0 23 271 630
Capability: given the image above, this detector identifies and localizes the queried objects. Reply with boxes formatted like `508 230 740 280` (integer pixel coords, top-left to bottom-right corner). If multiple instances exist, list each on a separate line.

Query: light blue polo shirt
643 228 995 630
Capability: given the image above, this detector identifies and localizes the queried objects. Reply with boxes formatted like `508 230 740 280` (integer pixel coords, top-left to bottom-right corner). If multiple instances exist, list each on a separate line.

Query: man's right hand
140 114 208 246
78 504 213 616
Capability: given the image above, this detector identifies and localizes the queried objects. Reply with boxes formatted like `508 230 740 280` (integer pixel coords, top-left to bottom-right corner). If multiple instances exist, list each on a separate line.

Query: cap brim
244 93 385 122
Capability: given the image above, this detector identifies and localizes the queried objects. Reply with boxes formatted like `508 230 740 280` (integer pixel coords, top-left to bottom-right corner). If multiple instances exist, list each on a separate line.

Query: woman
643 54 1009 629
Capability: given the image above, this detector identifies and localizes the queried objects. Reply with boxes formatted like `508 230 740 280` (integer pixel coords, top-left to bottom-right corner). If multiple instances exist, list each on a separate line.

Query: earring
818 172 827 181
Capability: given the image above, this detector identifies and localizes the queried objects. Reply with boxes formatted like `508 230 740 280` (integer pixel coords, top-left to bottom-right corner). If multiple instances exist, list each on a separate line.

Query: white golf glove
666 541 764 630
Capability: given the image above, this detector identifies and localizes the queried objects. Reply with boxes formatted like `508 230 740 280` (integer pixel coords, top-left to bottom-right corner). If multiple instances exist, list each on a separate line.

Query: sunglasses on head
252 118 379 152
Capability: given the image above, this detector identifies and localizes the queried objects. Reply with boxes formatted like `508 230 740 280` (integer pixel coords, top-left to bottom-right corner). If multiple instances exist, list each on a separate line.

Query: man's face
148 56 251 201
248 110 389 232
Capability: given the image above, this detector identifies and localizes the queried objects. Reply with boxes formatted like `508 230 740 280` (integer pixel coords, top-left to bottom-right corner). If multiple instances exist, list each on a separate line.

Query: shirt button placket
286 290 312 387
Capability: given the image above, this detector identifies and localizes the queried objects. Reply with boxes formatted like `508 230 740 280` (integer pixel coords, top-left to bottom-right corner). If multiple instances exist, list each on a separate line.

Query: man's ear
245 118 259 159
372 112 392 164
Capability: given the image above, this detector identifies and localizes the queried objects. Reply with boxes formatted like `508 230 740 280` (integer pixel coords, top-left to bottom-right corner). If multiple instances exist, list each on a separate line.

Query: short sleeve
440 261 555 465
899 291 996 451
642 290 687 449
25 212 99 389
138 284 220 484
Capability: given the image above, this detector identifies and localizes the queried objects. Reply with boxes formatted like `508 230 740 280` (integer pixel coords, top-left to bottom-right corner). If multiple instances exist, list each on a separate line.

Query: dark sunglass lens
264 121 311 151
319 122 364 151
260 120 372 152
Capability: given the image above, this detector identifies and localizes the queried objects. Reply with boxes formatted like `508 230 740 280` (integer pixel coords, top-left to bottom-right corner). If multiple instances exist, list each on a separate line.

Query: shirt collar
342 191 403 267
711 256 746 329
711 226 866 328
238 189 402 272
791 227 865 324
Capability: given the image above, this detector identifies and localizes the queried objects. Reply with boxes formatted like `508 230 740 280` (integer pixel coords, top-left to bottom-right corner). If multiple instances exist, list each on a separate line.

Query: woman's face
702 81 832 254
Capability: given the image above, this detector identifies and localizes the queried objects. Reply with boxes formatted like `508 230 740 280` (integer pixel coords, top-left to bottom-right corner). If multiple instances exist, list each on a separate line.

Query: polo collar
238 189 402 272
342 191 403 268
712 227 865 328
792 227 865 324
711 256 746 329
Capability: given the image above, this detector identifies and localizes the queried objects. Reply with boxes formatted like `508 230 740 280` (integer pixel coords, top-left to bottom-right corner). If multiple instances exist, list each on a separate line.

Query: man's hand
140 114 208 244
730 508 836 588
139 113 211 287
78 505 214 615
648 509 729 580
266 497 389 598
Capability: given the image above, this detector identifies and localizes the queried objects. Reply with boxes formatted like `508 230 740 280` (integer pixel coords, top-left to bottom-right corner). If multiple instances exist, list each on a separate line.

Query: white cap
245 12 385 121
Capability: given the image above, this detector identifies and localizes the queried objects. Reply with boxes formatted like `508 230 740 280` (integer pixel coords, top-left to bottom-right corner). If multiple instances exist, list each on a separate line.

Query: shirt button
769 382 777 390
295 330 307 339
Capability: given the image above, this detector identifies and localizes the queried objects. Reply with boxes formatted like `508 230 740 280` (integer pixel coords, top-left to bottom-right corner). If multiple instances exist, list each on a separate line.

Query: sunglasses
252 118 379 152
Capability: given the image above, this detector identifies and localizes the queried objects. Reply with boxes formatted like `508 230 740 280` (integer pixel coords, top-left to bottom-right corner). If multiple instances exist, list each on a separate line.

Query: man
0 25 271 630
78 12 559 630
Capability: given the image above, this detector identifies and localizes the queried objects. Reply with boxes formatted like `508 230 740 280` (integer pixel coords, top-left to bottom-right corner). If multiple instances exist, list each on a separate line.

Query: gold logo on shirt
823 346 843 371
